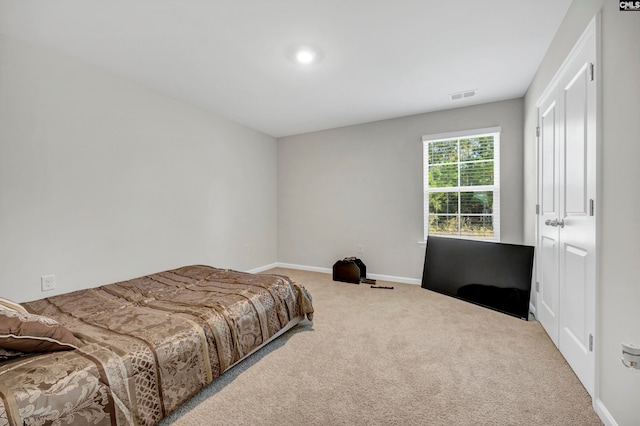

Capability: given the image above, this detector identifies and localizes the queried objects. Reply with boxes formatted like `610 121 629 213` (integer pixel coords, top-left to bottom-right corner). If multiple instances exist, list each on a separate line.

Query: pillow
0 297 28 314
0 308 79 353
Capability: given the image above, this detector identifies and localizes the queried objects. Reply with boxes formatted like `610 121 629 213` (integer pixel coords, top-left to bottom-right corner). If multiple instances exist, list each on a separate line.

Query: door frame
534 15 601 402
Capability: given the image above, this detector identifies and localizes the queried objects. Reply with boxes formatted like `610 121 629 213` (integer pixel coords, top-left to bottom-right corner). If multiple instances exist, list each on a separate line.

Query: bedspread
0 265 313 426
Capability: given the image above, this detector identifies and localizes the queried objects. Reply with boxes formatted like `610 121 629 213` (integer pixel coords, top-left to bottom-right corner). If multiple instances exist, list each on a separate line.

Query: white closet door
537 95 560 346
536 20 597 396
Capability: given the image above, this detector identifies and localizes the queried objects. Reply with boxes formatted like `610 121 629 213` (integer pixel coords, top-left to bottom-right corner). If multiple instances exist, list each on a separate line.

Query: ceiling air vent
449 89 476 101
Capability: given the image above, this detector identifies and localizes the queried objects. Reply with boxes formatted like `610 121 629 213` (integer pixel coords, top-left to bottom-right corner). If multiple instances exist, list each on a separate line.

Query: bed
0 265 314 426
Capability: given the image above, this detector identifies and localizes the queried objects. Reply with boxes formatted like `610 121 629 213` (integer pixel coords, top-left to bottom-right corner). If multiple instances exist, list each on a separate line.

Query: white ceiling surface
0 1 572 138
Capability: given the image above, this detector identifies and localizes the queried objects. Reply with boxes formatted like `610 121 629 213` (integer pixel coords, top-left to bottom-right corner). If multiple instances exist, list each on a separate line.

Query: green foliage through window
423 131 499 240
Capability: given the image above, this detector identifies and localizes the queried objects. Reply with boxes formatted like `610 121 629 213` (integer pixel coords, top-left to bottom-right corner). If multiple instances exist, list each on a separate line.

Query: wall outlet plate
41 275 55 291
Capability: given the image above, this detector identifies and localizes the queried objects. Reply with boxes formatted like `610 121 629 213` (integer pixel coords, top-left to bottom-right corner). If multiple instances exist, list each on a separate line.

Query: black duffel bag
332 257 366 284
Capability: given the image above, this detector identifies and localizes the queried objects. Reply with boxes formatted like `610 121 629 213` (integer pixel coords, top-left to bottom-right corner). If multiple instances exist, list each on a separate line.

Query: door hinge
589 199 595 216
536 204 540 215
589 334 594 352
536 126 540 137
536 281 540 292
589 63 595 81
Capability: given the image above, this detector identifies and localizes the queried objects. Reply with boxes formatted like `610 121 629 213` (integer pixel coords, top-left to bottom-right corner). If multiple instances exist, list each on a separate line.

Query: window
423 127 500 241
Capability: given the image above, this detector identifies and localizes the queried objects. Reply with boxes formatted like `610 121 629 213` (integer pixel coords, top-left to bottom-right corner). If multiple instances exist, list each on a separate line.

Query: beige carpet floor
159 268 602 425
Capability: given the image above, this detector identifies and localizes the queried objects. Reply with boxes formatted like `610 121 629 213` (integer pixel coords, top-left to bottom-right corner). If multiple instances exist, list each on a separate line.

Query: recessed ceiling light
296 49 316 64
289 45 322 65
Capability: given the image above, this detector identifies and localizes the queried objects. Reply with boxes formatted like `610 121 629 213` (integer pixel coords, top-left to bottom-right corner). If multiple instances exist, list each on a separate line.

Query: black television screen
421 236 535 320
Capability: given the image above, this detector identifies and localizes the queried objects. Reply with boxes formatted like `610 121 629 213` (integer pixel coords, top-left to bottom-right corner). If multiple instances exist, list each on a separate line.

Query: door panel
564 65 588 216
537 97 560 345
563 244 587 348
537 21 596 396
540 236 559 343
541 103 557 214
557 38 596 395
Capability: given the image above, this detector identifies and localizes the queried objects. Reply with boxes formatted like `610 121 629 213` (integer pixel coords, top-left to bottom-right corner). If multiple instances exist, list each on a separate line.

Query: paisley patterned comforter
0 265 314 425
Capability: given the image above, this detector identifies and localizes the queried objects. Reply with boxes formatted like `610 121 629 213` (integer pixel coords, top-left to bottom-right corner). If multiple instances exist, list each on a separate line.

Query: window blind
422 127 500 241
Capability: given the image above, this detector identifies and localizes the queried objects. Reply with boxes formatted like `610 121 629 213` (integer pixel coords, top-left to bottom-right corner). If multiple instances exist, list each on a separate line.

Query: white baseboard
528 302 536 318
594 398 618 426
249 262 421 285
276 263 332 274
367 272 421 285
246 263 279 274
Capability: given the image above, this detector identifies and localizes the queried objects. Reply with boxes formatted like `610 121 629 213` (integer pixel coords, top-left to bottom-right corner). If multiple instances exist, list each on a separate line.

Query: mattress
0 265 314 425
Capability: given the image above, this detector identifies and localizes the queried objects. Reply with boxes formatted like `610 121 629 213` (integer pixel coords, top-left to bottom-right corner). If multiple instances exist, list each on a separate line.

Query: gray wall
523 1 640 424
0 35 278 302
278 98 524 281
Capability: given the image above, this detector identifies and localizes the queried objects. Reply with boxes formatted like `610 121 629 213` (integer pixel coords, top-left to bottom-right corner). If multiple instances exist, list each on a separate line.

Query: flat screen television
421 236 535 320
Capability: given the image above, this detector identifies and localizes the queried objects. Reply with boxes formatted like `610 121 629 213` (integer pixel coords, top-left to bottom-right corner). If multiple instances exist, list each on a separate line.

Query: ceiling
0 0 572 138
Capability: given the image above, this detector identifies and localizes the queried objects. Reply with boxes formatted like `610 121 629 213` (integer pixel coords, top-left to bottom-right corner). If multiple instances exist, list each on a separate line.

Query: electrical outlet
41 275 55 292
357 244 364 254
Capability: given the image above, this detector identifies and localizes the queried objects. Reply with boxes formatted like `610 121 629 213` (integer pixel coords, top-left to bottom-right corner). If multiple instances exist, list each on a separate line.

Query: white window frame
422 127 501 242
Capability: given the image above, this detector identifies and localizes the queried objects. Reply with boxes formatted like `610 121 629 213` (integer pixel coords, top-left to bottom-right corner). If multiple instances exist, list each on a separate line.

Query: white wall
523 1 640 424
278 98 524 281
0 35 278 303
